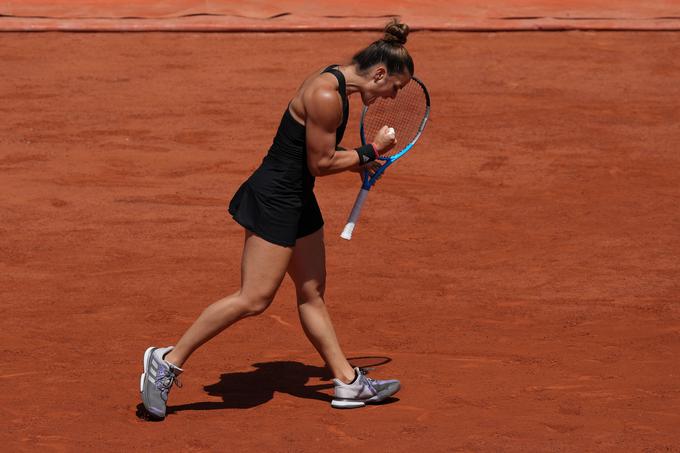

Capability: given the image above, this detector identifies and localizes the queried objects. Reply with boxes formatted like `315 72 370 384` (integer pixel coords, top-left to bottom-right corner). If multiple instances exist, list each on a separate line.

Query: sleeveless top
254 65 349 195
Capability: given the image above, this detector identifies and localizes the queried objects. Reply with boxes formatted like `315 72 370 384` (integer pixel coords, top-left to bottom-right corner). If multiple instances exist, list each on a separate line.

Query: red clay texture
1 31 679 451
2 1 680 30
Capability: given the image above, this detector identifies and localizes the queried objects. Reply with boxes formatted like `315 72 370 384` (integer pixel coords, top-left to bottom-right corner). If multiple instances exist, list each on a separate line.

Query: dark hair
352 19 414 76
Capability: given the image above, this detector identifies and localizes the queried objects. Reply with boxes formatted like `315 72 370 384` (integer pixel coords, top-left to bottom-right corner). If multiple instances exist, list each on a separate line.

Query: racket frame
340 76 430 240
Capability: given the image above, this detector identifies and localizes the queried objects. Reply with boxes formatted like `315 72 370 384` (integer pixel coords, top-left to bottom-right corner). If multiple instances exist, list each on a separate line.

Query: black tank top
260 65 349 193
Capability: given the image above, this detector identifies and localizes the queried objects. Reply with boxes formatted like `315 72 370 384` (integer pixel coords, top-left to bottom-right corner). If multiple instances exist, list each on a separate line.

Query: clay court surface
1 31 679 451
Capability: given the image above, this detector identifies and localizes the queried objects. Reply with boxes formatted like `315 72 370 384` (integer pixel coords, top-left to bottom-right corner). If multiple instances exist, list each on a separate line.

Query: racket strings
362 81 428 157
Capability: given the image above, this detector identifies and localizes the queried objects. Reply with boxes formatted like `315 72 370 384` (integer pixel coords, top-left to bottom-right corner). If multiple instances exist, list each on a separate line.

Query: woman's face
362 67 411 106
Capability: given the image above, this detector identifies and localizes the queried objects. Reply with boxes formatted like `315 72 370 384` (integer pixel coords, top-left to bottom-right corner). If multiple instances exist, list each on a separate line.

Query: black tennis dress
228 65 349 247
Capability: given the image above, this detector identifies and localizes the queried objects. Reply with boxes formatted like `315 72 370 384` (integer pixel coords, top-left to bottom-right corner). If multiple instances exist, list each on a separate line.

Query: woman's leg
287 228 355 383
165 230 293 367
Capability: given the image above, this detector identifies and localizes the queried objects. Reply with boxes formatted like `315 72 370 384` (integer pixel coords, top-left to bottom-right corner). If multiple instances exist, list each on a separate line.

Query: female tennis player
140 19 414 417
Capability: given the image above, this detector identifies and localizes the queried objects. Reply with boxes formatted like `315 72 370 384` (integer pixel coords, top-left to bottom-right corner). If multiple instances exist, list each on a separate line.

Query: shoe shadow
167 361 334 413
135 404 164 421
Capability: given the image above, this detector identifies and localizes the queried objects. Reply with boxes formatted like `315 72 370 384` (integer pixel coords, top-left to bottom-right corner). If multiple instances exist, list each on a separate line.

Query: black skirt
228 156 323 247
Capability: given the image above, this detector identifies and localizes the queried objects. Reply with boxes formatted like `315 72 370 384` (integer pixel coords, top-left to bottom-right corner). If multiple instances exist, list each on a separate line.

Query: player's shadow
168 361 334 413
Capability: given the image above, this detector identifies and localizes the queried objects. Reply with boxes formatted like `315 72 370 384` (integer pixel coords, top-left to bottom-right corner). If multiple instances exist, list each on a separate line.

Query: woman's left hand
351 160 384 182
362 160 384 177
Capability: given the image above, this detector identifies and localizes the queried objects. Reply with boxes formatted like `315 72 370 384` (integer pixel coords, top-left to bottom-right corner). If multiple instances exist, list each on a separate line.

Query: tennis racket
340 76 430 240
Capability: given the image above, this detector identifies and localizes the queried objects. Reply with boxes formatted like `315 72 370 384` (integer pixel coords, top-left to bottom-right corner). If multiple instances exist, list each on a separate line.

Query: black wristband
356 143 377 164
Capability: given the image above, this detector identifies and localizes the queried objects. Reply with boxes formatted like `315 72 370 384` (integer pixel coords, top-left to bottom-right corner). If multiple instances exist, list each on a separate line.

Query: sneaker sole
140 346 154 393
331 393 385 409
331 399 367 409
140 347 164 418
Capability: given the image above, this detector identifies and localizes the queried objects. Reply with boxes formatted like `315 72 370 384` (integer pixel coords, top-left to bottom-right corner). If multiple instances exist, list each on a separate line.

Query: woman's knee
296 280 326 305
238 293 275 316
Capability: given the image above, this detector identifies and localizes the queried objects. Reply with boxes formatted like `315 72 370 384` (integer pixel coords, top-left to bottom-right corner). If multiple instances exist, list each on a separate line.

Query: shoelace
358 368 378 392
156 366 183 392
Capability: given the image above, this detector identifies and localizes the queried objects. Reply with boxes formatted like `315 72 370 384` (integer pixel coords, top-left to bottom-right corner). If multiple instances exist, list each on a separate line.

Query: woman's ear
372 65 387 82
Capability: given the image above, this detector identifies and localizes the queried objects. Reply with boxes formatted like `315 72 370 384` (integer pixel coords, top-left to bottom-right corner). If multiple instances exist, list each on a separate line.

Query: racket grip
340 188 370 240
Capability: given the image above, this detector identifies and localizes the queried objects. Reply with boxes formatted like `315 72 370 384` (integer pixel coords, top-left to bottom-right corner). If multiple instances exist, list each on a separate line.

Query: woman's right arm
304 84 396 177
304 86 361 177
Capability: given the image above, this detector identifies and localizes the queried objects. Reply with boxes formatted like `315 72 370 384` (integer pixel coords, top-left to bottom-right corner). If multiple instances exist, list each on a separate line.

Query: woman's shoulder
292 69 342 125
302 68 340 98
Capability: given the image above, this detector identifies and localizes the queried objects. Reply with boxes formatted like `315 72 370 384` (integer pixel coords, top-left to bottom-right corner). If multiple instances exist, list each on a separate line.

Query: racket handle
340 188 370 240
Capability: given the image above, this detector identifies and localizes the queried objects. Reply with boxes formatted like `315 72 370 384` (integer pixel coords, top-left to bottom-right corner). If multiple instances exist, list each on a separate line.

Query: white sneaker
331 367 400 409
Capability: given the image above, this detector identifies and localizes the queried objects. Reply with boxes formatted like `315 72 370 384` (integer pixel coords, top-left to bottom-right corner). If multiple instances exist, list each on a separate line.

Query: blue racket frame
358 76 431 190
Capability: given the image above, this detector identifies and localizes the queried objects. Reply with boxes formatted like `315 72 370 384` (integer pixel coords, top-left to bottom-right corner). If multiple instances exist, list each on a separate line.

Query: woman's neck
337 65 366 96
